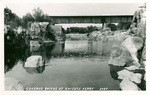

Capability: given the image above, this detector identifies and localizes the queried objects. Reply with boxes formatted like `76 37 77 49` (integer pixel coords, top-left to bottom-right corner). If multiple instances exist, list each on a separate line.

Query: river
5 40 121 91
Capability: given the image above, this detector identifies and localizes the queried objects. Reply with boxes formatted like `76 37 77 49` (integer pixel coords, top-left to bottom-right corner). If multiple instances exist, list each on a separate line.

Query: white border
0 0 150 95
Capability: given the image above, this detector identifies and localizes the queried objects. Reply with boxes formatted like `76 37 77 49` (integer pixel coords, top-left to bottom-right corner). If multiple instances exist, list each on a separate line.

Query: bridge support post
102 23 107 29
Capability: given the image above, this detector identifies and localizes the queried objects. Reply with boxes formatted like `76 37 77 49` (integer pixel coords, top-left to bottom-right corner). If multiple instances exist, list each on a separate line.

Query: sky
5 3 142 18
4 3 143 28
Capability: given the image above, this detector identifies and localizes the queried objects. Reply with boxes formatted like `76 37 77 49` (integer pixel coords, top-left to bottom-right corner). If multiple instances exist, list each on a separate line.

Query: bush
117 22 131 30
123 22 131 30
4 7 21 29
117 22 125 30
107 23 117 31
65 26 98 34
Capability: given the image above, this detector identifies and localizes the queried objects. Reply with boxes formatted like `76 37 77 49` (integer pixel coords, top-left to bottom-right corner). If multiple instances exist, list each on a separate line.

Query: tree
32 7 44 22
101 17 106 29
87 25 98 33
21 7 54 28
22 12 35 28
123 22 131 30
107 23 117 31
4 7 14 24
43 14 52 23
4 7 21 28
117 22 125 30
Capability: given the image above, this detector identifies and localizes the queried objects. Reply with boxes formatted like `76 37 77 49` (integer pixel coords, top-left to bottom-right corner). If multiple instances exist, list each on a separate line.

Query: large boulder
121 37 143 67
29 22 41 36
117 69 142 84
108 46 132 66
24 55 44 67
111 31 131 42
5 77 24 90
24 55 45 74
120 78 141 90
126 4 146 67
90 31 103 40
30 41 41 52
125 65 139 70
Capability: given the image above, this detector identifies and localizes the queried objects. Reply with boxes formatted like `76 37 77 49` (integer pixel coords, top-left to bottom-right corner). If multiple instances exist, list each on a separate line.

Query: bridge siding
50 16 133 24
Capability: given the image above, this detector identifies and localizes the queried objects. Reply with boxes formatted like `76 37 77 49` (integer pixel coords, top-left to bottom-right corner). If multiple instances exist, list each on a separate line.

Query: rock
24 66 45 74
125 4 146 67
121 37 143 67
108 46 132 66
120 78 141 90
24 55 44 67
125 65 139 70
144 73 146 81
120 32 131 41
5 77 24 90
137 21 146 39
101 36 108 42
111 31 131 42
117 69 132 79
91 31 102 37
24 55 45 74
130 73 142 84
29 22 41 36
117 69 142 84
30 41 41 52
90 31 102 40
135 73 142 79
141 44 146 62
132 5 146 39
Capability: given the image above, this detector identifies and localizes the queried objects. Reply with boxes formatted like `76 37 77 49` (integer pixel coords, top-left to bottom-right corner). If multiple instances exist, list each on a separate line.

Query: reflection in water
5 41 65 74
88 40 93 54
64 40 113 57
5 43 28 73
5 40 122 90
108 64 124 80
5 40 113 74
23 66 45 74
22 42 56 74
52 42 65 56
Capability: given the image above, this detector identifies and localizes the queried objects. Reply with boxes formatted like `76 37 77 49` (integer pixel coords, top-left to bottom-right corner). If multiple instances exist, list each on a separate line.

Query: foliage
123 22 131 30
21 13 34 28
21 7 53 28
117 22 125 30
107 23 117 31
4 7 21 28
87 25 98 33
117 22 131 30
65 25 98 34
32 7 44 22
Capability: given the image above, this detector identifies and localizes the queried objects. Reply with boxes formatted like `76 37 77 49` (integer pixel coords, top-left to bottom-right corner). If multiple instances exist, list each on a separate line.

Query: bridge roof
49 15 133 17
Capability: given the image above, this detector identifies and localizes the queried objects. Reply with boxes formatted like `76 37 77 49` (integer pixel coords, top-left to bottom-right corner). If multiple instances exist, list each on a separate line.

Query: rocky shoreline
108 4 146 90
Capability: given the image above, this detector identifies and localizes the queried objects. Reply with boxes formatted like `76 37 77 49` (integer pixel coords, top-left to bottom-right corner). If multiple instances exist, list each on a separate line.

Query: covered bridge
49 15 133 24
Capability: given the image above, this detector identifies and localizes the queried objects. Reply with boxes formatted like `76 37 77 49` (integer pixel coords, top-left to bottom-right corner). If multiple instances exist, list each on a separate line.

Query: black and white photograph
1 0 149 94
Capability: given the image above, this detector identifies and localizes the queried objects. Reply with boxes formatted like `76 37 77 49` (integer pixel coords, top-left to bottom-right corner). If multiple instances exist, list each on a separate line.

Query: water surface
5 40 121 90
